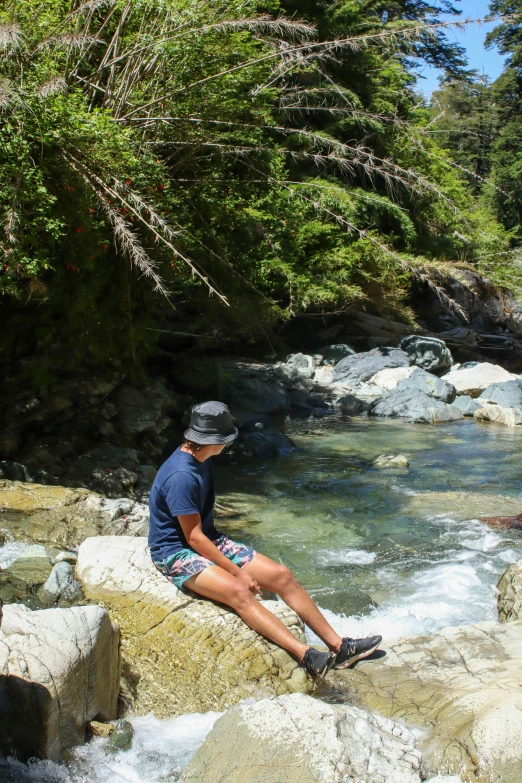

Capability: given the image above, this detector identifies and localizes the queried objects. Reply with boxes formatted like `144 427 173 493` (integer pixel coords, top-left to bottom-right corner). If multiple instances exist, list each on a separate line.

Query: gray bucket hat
184 401 238 445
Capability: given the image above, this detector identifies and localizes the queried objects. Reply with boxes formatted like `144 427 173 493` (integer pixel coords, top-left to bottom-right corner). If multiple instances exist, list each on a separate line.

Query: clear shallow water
215 416 522 642
1 416 520 782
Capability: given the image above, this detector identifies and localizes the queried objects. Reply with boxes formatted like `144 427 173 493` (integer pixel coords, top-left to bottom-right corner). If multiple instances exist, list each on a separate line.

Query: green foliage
0 0 515 367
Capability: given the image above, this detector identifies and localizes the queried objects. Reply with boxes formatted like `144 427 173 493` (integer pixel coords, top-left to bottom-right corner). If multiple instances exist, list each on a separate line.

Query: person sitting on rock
148 401 381 678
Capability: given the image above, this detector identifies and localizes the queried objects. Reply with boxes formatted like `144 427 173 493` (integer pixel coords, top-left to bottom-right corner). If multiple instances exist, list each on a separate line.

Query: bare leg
185 565 309 660
244 554 343 653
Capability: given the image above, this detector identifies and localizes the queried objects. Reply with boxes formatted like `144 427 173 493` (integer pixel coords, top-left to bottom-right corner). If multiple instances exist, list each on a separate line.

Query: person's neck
180 444 211 462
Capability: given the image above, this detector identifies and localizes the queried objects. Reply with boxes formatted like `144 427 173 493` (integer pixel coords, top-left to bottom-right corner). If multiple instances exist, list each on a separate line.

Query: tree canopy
0 0 519 364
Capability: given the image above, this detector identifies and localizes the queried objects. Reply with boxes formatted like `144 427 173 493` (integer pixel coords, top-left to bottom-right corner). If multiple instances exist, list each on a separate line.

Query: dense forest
1 0 521 368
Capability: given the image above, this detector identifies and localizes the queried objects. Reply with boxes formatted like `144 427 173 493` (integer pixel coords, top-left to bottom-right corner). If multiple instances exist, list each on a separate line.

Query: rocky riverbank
2 463 522 780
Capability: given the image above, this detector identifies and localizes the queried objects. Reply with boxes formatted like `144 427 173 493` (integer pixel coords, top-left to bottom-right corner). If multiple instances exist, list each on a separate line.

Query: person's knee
271 564 296 592
228 581 255 609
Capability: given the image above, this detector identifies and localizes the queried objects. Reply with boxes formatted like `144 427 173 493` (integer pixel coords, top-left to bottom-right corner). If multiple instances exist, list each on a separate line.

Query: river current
2 416 521 782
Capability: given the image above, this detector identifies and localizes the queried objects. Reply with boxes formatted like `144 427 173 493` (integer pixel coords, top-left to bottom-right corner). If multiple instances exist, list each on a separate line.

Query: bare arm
178 513 261 594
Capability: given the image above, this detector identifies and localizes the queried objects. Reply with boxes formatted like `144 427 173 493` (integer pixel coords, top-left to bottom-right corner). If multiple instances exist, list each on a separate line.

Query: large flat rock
181 692 422 783
332 619 522 782
0 603 120 760
0 480 149 548
76 536 311 716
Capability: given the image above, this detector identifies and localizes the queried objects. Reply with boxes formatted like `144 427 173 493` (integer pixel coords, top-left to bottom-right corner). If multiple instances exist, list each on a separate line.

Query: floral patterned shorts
152 534 258 590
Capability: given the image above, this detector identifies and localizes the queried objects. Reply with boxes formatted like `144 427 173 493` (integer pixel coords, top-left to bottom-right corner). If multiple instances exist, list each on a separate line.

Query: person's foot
334 635 382 669
301 647 336 678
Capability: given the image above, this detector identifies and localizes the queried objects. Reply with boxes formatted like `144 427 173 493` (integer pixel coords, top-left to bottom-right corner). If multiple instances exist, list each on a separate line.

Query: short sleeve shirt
148 447 219 559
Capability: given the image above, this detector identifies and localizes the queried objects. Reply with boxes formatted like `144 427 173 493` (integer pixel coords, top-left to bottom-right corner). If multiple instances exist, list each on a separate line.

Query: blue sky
416 0 507 97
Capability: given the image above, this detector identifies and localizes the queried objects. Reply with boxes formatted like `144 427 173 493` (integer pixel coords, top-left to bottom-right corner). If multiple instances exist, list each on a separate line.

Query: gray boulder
395 367 457 403
229 425 296 458
0 603 120 760
399 335 453 374
452 394 481 416
336 395 370 416
285 353 316 379
334 347 410 385
369 386 464 424
37 561 83 606
319 344 355 364
181 693 422 783
479 379 522 408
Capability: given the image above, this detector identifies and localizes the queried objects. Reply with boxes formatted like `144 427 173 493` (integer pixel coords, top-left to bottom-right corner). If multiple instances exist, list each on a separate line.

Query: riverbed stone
0 548 53 605
479 379 522 407
395 367 457 403
474 403 522 427
36 561 83 606
369 386 464 424
497 560 522 623
181 692 422 783
0 481 149 548
105 719 134 754
452 394 481 416
333 347 411 385
368 366 416 391
335 394 371 416
75 536 311 717
399 335 453 374
333 619 522 783
0 603 120 761
442 362 516 397
373 454 409 468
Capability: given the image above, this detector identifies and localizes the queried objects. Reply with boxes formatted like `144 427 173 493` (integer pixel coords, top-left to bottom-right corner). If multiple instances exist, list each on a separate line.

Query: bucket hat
184 401 238 445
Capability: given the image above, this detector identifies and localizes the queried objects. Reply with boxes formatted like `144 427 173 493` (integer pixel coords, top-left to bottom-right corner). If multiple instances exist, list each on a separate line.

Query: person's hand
237 570 262 596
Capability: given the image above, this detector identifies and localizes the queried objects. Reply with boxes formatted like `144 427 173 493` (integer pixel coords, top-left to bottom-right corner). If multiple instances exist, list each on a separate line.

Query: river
2 415 521 782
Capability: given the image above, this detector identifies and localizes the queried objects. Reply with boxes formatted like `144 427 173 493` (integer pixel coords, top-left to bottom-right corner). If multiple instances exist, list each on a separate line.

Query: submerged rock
333 347 411 385
75 536 311 716
399 335 453 375
373 454 409 468
442 362 516 397
333 619 522 783
181 692 422 783
497 559 522 623
0 603 120 761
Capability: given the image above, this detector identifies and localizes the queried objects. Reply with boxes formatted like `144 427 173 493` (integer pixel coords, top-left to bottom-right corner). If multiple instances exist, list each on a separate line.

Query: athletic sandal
334 635 382 669
301 647 336 678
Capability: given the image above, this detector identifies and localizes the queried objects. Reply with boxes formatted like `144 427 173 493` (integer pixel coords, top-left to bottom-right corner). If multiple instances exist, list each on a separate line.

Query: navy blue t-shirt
148 447 219 560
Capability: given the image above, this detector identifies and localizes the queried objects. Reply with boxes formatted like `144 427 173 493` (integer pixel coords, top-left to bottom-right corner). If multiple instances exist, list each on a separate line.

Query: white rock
0 603 120 760
474 403 522 427
54 550 78 565
369 366 417 391
75 536 310 716
181 692 422 783
442 362 516 397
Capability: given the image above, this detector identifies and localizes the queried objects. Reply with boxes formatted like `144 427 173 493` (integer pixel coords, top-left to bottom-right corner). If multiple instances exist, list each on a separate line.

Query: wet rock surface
0 603 120 761
497 559 522 622
333 619 522 783
181 692 422 783
75 536 311 716
369 386 464 424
